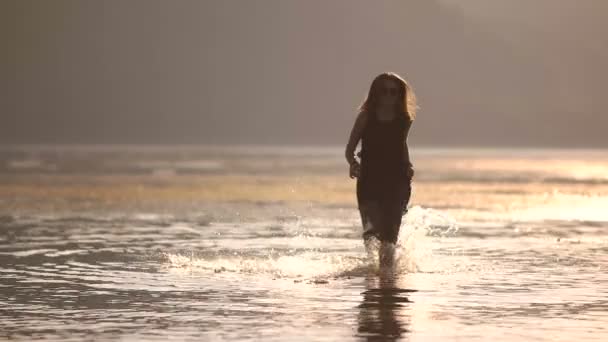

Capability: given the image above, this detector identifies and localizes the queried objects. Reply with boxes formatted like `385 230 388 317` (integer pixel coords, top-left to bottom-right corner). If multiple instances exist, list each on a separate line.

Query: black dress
356 110 413 244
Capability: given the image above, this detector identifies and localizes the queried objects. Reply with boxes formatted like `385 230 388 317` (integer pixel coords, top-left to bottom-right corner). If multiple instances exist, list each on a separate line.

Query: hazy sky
3 0 607 147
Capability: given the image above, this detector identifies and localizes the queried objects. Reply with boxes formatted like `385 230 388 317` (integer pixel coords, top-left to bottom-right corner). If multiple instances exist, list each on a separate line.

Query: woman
344 72 416 266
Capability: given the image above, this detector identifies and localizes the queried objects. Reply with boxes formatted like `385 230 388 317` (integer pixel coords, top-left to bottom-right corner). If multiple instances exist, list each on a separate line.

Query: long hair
357 72 418 121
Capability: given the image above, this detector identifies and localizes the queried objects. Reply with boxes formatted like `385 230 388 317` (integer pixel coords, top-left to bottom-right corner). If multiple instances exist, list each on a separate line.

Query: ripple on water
1 207 608 341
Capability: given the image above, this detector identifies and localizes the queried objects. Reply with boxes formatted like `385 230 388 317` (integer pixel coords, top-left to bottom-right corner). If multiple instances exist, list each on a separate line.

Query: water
1 144 607 341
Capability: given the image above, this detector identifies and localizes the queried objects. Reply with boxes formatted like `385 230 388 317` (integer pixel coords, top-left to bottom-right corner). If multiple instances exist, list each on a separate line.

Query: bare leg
379 241 396 268
359 201 383 242
359 200 399 268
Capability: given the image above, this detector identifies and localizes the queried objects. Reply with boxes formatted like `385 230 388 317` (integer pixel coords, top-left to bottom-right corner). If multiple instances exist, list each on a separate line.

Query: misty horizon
3 0 607 147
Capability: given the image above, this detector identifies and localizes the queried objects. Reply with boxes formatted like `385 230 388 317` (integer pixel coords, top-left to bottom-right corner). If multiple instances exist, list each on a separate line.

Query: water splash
161 205 459 280
394 205 459 273
403 205 459 237
163 250 370 280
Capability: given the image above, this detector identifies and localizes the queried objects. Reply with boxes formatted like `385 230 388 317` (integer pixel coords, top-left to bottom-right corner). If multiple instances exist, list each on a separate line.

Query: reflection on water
2 145 608 341
357 269 415 341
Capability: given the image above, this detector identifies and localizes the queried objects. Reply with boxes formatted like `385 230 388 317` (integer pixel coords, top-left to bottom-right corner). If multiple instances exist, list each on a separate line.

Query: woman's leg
358 200 383 242
401 180 413 216
357 179 410 266
357 177 382 242
379 199 402 244
379 181 412 243
376 198 404 267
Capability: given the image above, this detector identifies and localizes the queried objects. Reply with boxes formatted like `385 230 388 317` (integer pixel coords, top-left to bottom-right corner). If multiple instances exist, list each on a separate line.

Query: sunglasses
380 87 399 96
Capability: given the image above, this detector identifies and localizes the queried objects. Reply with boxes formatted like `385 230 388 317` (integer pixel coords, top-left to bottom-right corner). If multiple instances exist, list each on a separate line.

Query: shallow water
1 145 608 341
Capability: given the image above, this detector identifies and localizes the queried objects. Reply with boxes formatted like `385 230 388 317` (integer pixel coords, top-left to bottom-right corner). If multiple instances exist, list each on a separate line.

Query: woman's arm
403 120 414 177
404 141 413 168
345 111 368 165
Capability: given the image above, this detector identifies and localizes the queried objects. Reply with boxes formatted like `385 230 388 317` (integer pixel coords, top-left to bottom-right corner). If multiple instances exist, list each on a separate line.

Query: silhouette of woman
344 72 416 266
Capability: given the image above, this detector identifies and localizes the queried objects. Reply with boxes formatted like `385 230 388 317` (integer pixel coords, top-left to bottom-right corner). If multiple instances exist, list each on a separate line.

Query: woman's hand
349 161 360 179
